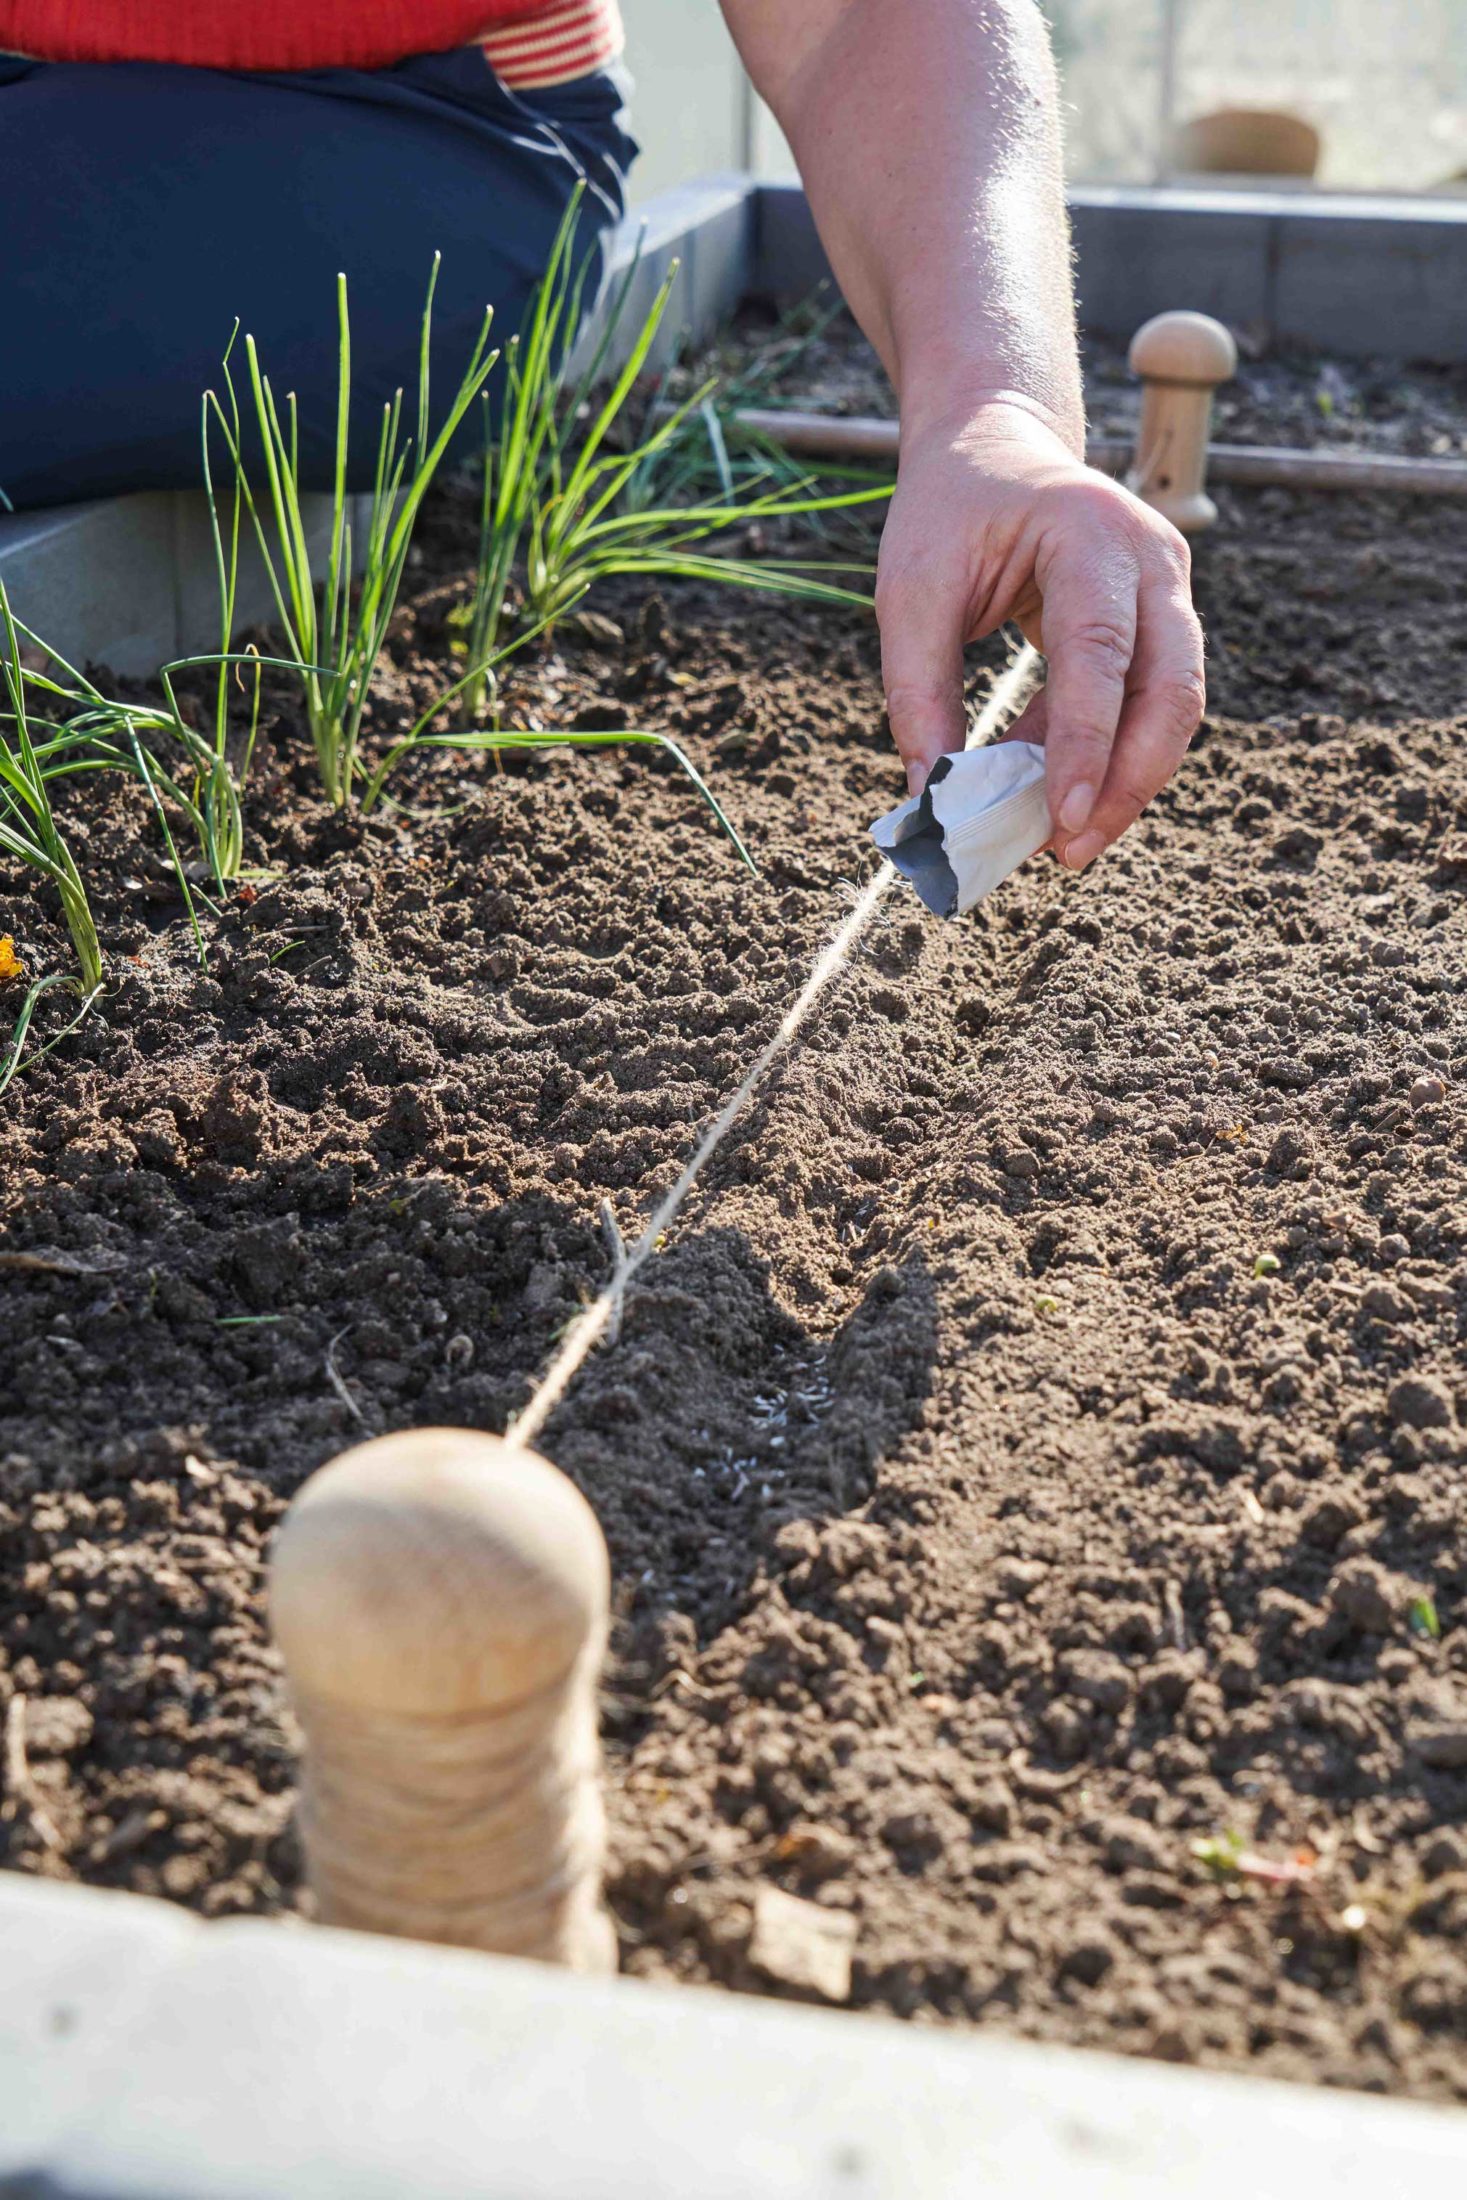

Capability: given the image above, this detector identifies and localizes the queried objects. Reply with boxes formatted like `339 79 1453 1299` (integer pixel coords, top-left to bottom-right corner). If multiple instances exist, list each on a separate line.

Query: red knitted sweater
0 0 624 86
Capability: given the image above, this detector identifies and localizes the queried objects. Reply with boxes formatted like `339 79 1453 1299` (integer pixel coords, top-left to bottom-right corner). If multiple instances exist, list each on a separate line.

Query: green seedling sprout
1192 1829 1248 1879
1409 1593 1441 1641
1253 1251 1281 1278
1192 1831 1319 1888
0 586 114 1093
0 607 298 891
194 328 265 871
0 970 102 1101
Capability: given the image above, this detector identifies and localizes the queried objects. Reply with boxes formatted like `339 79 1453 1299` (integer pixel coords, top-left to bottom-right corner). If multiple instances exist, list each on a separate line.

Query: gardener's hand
876 397 1206 869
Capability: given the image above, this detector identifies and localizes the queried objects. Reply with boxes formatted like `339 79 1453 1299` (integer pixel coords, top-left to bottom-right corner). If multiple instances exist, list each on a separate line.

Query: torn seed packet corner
870 741 1051 918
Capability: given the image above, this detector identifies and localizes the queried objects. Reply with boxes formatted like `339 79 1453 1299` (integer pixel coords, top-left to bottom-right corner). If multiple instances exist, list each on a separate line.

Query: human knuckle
874 560 934 620
1163 664 1209 733
1066 614 1135 677
1080 474 1152 545
1139 503 1191 565
882 677 946 724
1112 777 1158 819
1165 526 1193 577
1064 473 1127 521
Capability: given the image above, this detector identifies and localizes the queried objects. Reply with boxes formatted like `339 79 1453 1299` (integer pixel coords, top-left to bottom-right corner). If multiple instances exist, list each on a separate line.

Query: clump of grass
459 191 885 727
626 288 857 512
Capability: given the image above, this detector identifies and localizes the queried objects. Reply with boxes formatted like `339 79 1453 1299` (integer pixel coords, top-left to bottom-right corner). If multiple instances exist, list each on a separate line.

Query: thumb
875 559 970 795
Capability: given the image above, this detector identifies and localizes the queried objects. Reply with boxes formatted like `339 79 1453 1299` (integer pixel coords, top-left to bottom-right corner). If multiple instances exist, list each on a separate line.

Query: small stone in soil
994 1557 1048 1600
1411 1724 1467 1772
1063 1648 1132 1715
1388 1376 1455 1432
749 1886 857 2004
1329 1557 1413 1634
1300 1493 1362 1550
22 1696 93 1757
1058 1929 1116 1987
1423 1832 1467 1877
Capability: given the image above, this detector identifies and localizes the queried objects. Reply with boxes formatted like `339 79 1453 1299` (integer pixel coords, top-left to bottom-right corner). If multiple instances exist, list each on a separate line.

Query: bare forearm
722 0 1083 451
720 0 1203 874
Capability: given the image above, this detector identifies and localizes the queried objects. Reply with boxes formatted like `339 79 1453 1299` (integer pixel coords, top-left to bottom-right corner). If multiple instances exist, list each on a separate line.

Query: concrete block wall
752 181 1467 363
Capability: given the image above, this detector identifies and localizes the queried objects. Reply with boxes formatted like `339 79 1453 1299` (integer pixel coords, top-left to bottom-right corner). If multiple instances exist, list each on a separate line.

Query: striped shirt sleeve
478 0 623 90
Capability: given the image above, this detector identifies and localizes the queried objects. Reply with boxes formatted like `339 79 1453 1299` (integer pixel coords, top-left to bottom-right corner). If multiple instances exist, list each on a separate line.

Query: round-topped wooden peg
269 1426 616 1971
1127 310 1238 533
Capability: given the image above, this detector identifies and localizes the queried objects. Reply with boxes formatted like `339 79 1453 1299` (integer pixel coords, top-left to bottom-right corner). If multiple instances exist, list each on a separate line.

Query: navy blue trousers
0 49 637 509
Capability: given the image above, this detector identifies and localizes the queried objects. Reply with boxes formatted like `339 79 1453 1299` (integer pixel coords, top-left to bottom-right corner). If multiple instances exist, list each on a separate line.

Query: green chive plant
0 583 103 996
204 256 500 809
191 255 761 868
2 601 285 896
612 287 883 515
9 235 853 938
459 194 886 726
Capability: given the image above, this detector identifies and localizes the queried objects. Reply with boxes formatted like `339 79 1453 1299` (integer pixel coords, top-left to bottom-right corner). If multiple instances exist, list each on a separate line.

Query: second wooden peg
1128 310 1238 534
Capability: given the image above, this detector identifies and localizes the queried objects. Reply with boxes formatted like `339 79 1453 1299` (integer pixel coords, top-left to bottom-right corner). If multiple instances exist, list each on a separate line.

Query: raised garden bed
3 231 1467 2115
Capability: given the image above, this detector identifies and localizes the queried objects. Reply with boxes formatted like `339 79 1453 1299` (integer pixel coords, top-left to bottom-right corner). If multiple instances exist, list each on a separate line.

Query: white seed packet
870 741 1051 918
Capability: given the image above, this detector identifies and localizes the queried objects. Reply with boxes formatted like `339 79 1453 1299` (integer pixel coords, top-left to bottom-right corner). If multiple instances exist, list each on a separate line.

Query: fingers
875 553 971 795
1031 535 1141 841
1057 568 1206 870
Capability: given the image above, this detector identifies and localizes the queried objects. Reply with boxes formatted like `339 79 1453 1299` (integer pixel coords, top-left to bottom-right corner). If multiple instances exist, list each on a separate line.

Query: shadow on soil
2 1153 938 1649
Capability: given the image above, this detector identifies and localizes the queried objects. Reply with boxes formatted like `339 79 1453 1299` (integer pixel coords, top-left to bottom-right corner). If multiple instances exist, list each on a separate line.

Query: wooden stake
727 408 1467 501
269 1427 616 1971
1127 310 1238 534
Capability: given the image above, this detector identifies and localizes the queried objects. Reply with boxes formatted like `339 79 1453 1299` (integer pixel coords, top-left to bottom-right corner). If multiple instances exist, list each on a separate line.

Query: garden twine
508 642 1041 1452
275 652 1039 1972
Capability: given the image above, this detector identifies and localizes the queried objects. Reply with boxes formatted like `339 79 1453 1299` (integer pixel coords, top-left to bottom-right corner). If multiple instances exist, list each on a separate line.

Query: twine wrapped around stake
269 1427 616 1971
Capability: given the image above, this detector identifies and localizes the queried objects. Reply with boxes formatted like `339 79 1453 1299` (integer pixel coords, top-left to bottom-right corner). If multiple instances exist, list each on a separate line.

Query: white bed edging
3 1873 1465 2200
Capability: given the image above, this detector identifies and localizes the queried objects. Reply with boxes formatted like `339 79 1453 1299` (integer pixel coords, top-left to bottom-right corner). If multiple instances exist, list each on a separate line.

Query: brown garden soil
3 330 1467 2104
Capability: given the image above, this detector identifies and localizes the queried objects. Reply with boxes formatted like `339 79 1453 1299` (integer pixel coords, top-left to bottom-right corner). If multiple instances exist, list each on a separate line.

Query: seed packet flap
870 741 1051 917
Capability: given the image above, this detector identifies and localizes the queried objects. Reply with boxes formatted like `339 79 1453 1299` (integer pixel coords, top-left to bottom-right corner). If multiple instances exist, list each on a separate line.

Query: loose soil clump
3 335 1467 2103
